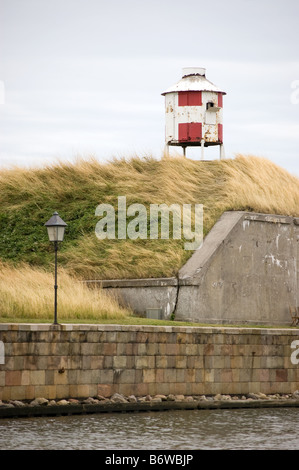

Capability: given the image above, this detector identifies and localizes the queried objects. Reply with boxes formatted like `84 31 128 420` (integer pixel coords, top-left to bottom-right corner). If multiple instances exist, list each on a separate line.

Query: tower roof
161 67 226 96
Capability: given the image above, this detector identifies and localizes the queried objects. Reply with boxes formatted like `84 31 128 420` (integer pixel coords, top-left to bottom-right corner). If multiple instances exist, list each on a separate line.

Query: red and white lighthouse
162 67 226 159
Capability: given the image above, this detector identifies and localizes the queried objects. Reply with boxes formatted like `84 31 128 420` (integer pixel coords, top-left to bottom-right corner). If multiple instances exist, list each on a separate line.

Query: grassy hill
1 154 299 282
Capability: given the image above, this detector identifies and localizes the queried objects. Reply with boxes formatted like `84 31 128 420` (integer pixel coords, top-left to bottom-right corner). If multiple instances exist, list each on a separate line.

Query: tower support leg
220 144 225 159
201 139 205 160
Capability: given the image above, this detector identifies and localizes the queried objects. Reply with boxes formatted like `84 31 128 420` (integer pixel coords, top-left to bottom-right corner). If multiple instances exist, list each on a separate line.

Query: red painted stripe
178 122 202 142
189 122 202 141
178 92 189 106
218 93 223 107
188 92 202 106
178 123 189 141
178 91 202 106
218 123 223 143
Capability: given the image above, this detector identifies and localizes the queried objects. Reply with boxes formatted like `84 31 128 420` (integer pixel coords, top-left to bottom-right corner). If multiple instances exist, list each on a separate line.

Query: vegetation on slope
0 261 131 321
1 154 299 282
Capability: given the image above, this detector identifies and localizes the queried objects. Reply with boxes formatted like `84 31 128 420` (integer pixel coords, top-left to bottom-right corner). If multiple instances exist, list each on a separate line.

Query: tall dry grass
0 262 132 321
223 155 299 215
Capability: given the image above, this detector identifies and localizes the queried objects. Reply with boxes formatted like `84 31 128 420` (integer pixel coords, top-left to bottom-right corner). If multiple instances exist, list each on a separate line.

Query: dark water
0 408 298 450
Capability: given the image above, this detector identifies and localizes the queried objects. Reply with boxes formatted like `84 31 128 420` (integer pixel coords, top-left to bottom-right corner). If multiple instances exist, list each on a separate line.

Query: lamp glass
46 225 66 242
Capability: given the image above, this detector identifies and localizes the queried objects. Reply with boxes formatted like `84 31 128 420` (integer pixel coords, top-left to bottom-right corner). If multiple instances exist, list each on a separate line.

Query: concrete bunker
86 211 299 326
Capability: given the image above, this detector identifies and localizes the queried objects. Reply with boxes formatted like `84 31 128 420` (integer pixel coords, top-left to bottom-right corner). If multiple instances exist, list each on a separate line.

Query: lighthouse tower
162 67 226 159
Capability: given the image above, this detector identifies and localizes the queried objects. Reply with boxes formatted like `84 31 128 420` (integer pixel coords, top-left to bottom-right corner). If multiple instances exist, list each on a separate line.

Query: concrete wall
1 324 299 401
92 211 299 326
176 211 299 325
87 278 178 319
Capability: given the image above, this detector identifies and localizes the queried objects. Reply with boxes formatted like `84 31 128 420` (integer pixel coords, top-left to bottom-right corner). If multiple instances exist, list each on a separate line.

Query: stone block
155 369 164 383
0 371 5 387
120 369 136 384
103 356 113 369
29 370 46 386
221 369 233 383
98 369 114 383
184 369 196 383
143 369 156 384
258 368 270 382
230 356 244 368
239 369 252 382
164 344 179 355
261 356 285 369
176 369 185 383
102 343 117 356
55 384 72 399
86 331 101 343
134 383 149 396
203 356 214 368
105 331 117 343
117 383 136 396
156 383 170 396
203 369 214 382
136 331 149 344
275 369 288 382
113 356 127 369
21 370 31 386
156 356 167 368
195 369 204 383
164 369 177 383
5 370 22 386
54 369 69 385
80 343 102 356
171 383 186 395
10 385 29 401
175 355 187 369
90 355 104 370
220 344 233 356
35 385 57 400
186 344 200 356
135 356 150 369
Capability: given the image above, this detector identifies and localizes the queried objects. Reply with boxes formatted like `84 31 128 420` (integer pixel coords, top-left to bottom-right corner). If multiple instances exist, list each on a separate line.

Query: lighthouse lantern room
161 67 226 159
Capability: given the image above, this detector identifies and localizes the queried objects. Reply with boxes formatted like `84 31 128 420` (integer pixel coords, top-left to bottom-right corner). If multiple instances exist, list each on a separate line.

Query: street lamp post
44 212 67 325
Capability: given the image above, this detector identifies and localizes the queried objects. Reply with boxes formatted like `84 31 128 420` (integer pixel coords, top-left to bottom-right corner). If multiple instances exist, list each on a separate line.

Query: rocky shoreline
1 391 299 418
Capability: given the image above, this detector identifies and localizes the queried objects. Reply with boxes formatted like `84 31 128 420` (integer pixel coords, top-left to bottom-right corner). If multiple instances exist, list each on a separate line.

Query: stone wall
1 324 299 401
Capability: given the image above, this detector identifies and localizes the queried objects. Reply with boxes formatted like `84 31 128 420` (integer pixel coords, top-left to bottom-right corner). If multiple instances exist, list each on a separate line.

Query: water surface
0 408 298 450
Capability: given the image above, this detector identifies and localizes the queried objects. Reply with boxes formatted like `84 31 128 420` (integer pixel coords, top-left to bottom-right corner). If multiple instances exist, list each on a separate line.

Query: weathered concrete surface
94 211 299 326
86 278 178 319
176 211 299 325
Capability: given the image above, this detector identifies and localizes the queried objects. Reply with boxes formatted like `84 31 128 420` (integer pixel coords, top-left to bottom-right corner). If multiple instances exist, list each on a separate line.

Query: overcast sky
1 0 299 175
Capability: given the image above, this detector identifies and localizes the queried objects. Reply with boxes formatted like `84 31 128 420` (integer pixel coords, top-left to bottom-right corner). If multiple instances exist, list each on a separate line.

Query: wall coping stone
0 323 299 336
83 277 178 288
